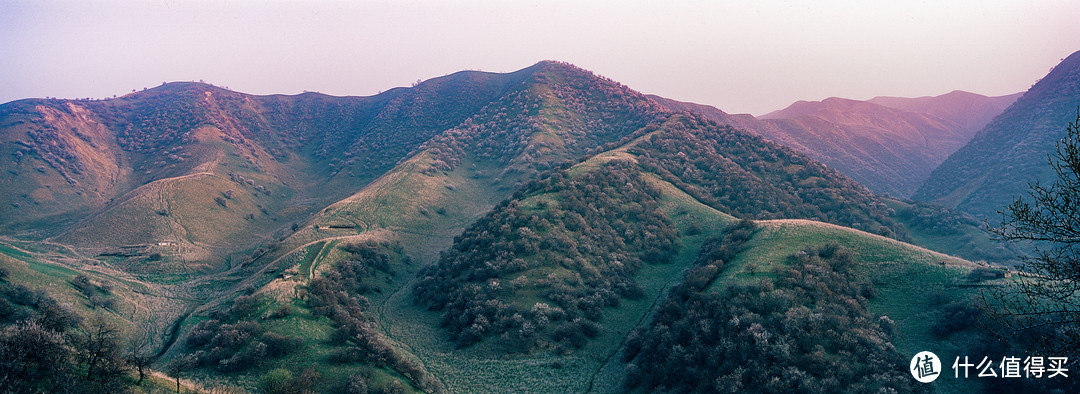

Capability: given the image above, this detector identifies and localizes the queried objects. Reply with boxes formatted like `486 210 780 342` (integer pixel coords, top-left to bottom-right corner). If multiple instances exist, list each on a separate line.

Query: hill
914 50 1080 220
650 90 1017 198
401 111 965 391
0 67 536 272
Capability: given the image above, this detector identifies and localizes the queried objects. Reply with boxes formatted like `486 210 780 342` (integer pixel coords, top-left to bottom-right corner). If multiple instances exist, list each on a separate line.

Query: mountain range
651 89 1019 198
2 54 1075 392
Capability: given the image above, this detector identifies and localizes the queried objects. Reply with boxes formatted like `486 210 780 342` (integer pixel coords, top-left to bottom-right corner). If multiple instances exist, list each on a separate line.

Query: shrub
261 332 302 357
260 368 293 394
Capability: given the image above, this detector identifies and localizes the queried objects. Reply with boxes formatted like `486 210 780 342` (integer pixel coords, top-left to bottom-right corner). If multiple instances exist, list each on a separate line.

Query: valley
2 55 1077 393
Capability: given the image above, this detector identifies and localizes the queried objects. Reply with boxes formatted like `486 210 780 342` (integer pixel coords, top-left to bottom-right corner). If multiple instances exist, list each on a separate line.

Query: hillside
133 61 680 391
0 66 536 272
401 111 963 391
617 218 999 393
914 50 1080 220
650 90 1017 198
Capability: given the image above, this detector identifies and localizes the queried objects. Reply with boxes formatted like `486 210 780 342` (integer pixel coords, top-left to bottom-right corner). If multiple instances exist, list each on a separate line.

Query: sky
2 0 1079 116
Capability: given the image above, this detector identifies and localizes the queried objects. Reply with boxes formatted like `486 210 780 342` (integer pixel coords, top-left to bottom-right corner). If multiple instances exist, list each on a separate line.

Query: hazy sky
2 0 1079 115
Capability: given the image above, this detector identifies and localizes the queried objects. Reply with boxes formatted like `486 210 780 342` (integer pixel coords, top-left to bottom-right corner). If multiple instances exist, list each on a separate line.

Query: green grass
711 219 969 290
0 247 145 337
0 243 33 261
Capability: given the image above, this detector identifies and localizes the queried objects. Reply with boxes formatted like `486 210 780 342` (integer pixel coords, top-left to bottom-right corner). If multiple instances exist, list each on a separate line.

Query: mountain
0 61 1005 393
0 67 536 270
914 50 1080 220
650 90 1017 198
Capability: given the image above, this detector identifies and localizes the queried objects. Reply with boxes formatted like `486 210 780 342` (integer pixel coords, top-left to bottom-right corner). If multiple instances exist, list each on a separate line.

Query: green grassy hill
620 218 994 392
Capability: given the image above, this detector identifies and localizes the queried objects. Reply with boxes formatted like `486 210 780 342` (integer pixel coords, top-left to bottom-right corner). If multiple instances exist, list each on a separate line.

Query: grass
0 245 146 338
0 243 33 261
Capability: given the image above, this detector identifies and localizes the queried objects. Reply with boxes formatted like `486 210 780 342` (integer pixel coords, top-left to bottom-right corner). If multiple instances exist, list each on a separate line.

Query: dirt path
307 240 333 281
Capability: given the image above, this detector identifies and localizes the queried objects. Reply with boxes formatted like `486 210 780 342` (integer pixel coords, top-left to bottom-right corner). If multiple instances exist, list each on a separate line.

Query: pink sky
2 0 1079 115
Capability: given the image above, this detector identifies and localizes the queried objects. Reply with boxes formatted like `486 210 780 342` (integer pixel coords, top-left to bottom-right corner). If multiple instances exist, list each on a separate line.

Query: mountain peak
760 96 888 120
122 81 235 100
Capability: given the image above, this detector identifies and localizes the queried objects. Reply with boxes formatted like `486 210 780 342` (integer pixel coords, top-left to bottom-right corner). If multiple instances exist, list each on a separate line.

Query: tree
77 315 124 383
0 319 72 391
126 323 154 386
167 354 196 393
989 110 1080 352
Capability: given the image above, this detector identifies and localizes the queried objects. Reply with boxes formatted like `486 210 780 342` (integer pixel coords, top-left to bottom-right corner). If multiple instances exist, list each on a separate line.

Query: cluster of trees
71 274 117 310
414 162 679 352
895 200 979 236
0 269 135 393
630 115 901 237
257 70 524 179
94 85 211 153
182 293 302 372
624 235 919 393
305 241 438 392
890 200 1018 263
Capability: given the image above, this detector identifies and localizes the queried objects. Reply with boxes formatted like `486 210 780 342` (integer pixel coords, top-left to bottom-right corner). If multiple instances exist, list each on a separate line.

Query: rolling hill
914 50 1080 221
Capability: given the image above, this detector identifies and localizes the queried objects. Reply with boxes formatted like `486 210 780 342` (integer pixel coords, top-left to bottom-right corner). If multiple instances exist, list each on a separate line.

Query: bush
229 295 259 318
71 275 93 296
260 368 293 394
89 295 116 310
932 300 983 338
261 332 302 356
345 373 369 394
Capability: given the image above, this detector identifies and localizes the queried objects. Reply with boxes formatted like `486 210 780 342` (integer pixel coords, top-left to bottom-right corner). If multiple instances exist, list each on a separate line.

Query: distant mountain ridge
868 90 1023 134
650 89 1018 198
914 50 1080 220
